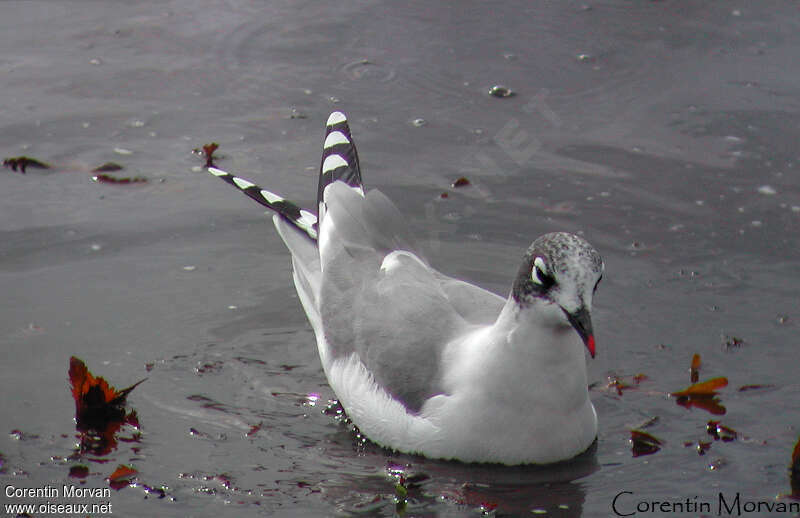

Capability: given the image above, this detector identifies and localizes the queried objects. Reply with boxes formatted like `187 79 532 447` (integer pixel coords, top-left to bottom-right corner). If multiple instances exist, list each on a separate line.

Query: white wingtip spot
232 177 256 190
260 189 283 204
327 111 347 126
322 154 348 173
208 167 228 177
324 131 350 149
298 209 318 227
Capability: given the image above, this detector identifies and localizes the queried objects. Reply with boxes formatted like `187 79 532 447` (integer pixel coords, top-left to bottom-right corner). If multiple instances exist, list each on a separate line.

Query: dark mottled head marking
512 232 603 308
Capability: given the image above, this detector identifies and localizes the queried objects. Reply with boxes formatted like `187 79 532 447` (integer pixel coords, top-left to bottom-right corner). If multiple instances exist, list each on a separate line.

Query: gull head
511 232 604 358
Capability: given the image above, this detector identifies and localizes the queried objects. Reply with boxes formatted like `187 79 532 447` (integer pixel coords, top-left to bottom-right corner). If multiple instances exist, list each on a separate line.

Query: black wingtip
208 167 318 240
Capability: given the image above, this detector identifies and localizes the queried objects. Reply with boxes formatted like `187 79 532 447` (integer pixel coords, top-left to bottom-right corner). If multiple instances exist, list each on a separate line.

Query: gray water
2 1 799 516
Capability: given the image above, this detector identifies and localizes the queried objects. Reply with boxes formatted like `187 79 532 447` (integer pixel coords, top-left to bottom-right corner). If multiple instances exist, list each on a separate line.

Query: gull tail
208 167 318 240
317 112 364 223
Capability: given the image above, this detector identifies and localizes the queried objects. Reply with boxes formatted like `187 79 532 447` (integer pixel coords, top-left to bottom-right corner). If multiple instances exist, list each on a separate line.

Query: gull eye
531 257 553 288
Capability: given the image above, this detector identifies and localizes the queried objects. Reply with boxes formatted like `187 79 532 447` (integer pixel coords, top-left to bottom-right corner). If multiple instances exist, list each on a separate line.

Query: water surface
2 1 799 516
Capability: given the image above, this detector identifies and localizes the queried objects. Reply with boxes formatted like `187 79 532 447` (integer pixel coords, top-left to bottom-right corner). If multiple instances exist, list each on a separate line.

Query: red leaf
68 357 146 428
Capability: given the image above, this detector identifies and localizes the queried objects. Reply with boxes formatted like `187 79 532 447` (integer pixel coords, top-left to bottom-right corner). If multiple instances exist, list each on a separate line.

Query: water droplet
113 147 133 156
411 118 427 127
183 265 197 271
576 53 595 62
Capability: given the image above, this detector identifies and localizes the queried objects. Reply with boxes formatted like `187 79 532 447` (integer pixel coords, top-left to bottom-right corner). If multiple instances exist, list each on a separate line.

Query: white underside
321 344 597 465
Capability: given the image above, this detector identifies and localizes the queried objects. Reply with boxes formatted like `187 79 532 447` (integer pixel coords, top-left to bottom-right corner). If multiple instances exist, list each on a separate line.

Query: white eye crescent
532 257 548 285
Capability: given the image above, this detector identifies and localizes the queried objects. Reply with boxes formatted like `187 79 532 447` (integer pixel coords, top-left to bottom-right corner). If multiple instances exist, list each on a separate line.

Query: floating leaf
69 357 146 456
604 373 648 395
630 430 663 457
108 464 137 490
92 173 147 184
672 371 728 415
193 142 220 168
92 162 124 172
671 377 728 397
69 357 145 424
722 335 745 350
245 422 263 437
488 85 514 98
707 420 737 441
690 353 701 383
3 156 50 173
738 384 774 392
452 177 471 188
69 465 90 478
